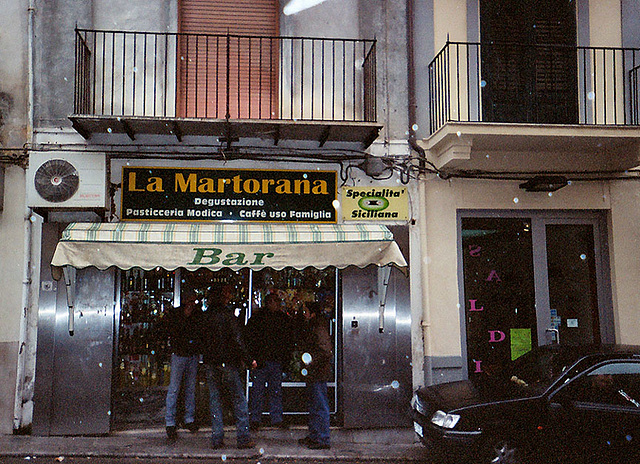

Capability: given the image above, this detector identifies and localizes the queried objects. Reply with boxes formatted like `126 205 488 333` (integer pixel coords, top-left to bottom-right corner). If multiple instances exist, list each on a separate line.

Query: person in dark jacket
202 284 257 449
163 292 203 441
297 300 333 450
246 292 293 430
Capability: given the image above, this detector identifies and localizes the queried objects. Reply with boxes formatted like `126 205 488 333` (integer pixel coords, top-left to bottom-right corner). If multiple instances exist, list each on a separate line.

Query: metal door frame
457 209 613 379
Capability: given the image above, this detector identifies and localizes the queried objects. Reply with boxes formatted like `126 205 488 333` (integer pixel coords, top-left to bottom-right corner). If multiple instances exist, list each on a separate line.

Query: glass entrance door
113 265 338 429
544 223 600 346
461 213 611 382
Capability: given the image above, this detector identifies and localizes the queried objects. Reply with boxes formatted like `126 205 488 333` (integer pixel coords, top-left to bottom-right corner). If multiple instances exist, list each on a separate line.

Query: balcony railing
428 41 640 134
74 29 377 123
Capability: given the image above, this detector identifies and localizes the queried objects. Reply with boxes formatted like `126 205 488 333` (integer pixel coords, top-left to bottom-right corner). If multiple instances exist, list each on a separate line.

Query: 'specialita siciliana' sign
121 166 337 223
341 186 408 221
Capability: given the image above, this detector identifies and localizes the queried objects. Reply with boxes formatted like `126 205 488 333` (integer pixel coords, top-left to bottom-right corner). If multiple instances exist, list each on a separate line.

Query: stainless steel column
341 226 411 427
33 224 115 435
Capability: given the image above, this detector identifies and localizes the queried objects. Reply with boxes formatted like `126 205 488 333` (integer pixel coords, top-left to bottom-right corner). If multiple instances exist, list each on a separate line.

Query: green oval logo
358 196 389 211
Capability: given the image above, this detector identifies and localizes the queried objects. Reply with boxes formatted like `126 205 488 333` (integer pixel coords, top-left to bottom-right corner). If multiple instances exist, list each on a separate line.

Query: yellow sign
341 187 408 221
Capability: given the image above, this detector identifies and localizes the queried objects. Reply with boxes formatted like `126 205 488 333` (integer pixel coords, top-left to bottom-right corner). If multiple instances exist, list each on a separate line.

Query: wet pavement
0 426 430 462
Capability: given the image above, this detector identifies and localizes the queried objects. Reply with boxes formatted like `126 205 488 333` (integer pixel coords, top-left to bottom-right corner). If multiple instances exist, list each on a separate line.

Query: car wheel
485 437 523 464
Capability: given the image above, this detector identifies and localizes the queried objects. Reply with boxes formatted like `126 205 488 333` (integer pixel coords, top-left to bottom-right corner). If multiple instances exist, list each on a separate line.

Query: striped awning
51 222 408 272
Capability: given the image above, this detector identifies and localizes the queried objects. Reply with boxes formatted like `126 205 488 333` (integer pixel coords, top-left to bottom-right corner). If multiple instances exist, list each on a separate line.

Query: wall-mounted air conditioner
27 152 107 208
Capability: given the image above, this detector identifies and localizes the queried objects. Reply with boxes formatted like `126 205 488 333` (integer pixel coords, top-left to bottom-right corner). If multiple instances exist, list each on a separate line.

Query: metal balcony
421 41 640 173
70 29 381 148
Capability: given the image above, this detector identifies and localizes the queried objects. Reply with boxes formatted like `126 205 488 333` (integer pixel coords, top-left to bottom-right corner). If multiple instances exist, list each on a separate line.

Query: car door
548 360 640 462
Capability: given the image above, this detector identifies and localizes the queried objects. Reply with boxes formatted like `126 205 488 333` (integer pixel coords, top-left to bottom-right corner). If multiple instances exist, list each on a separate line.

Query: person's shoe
307 441 330 450
166 425 178 441
299 436 330 449
237 439 255 449
211 441 224 449
185 422 199 433
249 421 261 431
298 436 313 446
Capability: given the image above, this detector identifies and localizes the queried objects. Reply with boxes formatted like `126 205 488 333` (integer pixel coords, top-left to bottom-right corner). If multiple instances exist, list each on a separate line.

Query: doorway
459 211 613 381
479 0 578 124
112 266 339 429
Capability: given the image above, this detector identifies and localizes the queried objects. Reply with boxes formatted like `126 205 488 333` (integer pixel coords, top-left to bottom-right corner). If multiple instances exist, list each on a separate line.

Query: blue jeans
249 361 284 425
205 364 251 446
165 353 199 427
307 381 330 446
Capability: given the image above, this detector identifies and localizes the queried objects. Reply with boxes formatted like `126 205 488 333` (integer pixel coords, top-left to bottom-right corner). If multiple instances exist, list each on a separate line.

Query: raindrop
391 380 400 389
303 173 308 179
412 124 419 131
259 448 265 454
107 410 112 415
513 197 519 204
456 131 462 137
221 455 227 461
139 397 144 403
480 80 487 88
587 91 595 100
580 254 587 260
133 67 138 73
302 352 312 364
626 435 633 442
107 128 113 133
332 200 340 209
548 192 553 197
98 362 103 368
301 368 308 376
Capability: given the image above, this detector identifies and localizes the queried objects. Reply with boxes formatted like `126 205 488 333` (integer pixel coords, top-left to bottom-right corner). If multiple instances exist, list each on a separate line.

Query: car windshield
501 346 584 397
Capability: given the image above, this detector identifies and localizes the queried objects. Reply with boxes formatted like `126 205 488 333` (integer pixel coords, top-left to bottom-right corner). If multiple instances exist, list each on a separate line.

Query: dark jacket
302 314 333 382
245 308 294 367
201 304 253 368
163 304 203 357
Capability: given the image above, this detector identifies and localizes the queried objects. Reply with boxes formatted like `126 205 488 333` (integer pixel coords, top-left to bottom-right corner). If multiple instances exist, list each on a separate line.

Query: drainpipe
406 0 433 387
13 0 36 431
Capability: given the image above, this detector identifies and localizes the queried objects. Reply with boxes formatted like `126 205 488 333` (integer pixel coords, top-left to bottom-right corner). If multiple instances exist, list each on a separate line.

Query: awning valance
51 222 408 272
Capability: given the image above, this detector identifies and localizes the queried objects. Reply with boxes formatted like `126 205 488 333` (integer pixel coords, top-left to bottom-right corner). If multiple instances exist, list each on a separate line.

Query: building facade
0 0 33 436
6 0 418 435
1 0 640 438
412 0 640 385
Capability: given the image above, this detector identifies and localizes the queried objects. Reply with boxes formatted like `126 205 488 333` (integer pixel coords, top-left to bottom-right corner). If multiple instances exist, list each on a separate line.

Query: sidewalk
0 426 427 461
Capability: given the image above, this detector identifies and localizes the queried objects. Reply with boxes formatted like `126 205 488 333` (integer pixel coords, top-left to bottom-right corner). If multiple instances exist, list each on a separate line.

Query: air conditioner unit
27 152 107 208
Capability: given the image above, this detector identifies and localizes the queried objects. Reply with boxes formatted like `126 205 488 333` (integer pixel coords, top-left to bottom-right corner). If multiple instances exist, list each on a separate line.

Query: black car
411 344 640 464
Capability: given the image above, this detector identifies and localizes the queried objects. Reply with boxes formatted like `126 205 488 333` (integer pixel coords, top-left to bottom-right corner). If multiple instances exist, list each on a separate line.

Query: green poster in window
510 328 532 361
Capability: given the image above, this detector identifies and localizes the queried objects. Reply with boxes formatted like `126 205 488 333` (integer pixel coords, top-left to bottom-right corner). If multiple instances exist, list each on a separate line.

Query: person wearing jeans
206 363 251 448
306 381 331 446
298 300 333 450
162 293 203 441
249 360 284 428
202 284 257 449
246 293 293 429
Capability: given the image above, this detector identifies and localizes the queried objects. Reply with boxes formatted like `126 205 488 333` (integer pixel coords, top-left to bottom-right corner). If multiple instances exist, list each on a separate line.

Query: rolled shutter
178 0 279 118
